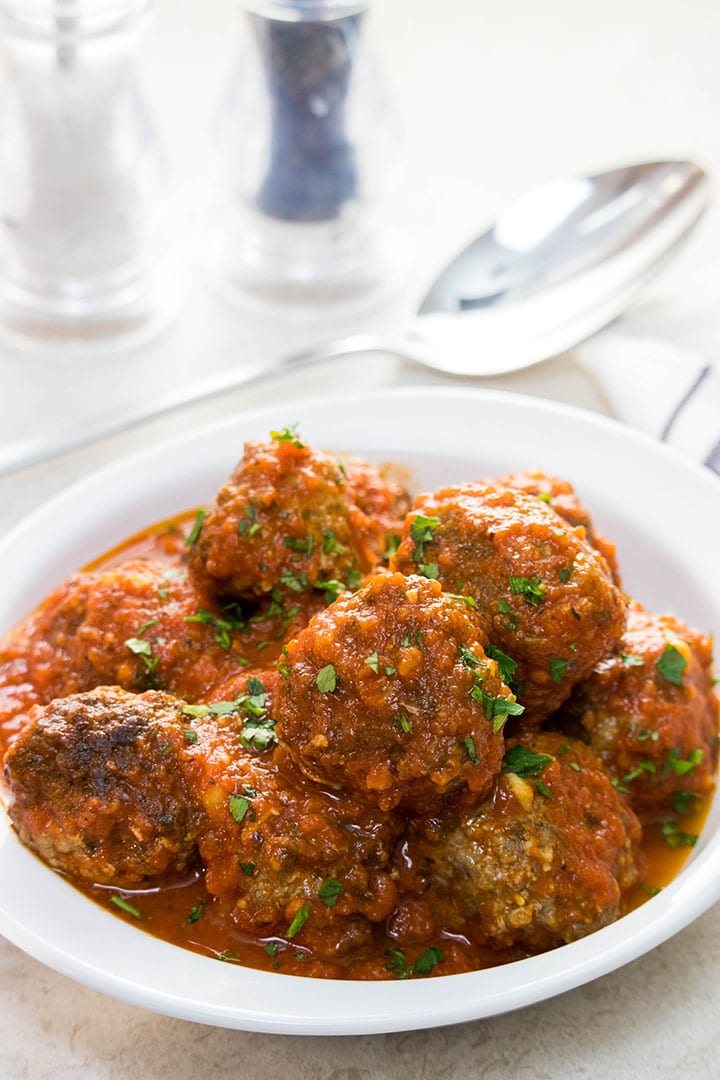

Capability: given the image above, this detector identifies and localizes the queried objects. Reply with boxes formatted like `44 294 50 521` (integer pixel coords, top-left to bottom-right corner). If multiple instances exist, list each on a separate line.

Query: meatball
186 433 399 600
181 712 402 937
498 469 621 584
419 732 642 951
390 483 627 723
342 457 412 542
559 601 719 813
4 558 252 707
3 687 198 886
275 570 519 812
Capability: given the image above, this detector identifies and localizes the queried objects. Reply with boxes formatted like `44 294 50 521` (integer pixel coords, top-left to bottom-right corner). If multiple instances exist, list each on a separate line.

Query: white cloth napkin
574 327 720 476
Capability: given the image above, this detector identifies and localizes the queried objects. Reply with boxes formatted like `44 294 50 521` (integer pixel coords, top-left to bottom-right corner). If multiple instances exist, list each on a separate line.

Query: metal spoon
0 160 708 476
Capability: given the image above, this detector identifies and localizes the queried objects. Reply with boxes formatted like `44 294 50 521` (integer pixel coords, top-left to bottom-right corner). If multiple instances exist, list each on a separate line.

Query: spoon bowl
0 160 709 475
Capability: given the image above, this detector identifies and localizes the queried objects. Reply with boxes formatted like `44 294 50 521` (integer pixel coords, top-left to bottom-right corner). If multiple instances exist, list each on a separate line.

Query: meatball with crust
187 433 402 600
275 570 520 812
559 601 719 813
498 469 621 584
390 483 627 724
417 732 642 951
2 558 252 709
4 687 198 886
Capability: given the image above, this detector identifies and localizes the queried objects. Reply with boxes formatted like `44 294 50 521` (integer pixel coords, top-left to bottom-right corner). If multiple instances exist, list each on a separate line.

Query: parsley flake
509 575 547 606
462 735 480 765
270 424 304 448
657 644 688 686
316 664 337 693
502 745 553 777
549 657 568 683
286 903 310 938
228 794 251 825
185 508 206 547
318 878 344 908
110 895 143 919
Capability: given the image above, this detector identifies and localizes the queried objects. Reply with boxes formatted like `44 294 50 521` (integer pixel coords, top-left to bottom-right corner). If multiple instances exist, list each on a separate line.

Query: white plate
0 386 719 1035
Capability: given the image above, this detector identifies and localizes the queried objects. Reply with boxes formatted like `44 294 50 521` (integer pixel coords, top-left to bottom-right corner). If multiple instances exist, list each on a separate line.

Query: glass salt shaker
215 0 400 314
0 0 176 353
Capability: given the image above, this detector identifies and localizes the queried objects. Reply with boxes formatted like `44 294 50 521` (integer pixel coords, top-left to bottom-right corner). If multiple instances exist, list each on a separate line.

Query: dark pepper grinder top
249 3 366 223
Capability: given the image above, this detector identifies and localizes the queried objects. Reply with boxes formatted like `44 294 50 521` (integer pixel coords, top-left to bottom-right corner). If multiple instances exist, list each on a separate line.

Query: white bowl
0 386 718 1034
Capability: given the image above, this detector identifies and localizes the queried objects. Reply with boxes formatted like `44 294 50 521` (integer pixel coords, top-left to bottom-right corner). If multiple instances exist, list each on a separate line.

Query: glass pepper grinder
216 0 400 314
0 0 176 353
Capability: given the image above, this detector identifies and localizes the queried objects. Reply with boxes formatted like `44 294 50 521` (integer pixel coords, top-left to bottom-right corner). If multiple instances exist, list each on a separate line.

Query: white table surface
2 0 720 1076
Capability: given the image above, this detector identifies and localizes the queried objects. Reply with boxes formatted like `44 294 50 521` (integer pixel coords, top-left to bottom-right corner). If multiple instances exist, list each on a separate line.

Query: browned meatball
187 433 401 600
559 601 719 813
4 687 198 886
415 732 641 951
498 468 621 584
275 570 520 812
182 711 402 939
3 558 252 708
390 483 627 723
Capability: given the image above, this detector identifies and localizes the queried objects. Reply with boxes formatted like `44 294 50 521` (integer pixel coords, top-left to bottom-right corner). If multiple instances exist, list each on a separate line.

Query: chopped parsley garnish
458 644 482 669
314 579 346 604
672 790 700 816
124 636 159 672
365 651 380 673
286 903 310 938
184 607 243 651
346 568 363 589
237 504 261 538
660 821 698 849
284 534 313 556
549 657 568 683
535 779 552 798
323 529 348 555
623 760 656 782
412 946 444 976
469 684 525 731
184 508 206 547
559 566 572 583
611 777 630 794
410 514 440 563
394 713 412 734
569 761 581 772
385 946 444 979
264 941 282 958
318 878 344 908
485 645 518 688
110 895 143 919
502 745 553 777
462 735 480 764
384 665 397 676
384 533 401 560
183 728 198 744
640 883 662 898
241 715 277 752
239 862 256 877
656 643 688 685
622 653 645 668
228 794 251 825
271 424 304 448
509 575 547 606
278 661 290 679
418 563 439 580
447 592 478 609
497 597 518 629
665 747 703 776
280 570 308 593
186 901 206 924
316 664 337 693
637 729 659 741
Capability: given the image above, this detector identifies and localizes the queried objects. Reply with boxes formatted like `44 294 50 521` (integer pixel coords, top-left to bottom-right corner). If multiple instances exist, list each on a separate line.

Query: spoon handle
0 334 403 478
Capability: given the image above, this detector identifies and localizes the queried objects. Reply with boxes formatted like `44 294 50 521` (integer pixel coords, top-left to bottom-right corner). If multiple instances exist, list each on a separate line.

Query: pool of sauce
1 512 713 980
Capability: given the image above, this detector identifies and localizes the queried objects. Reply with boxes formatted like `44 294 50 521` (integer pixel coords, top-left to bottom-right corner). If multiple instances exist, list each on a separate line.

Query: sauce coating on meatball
559 601 719 813
391 483 627 723
275 570 520 812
